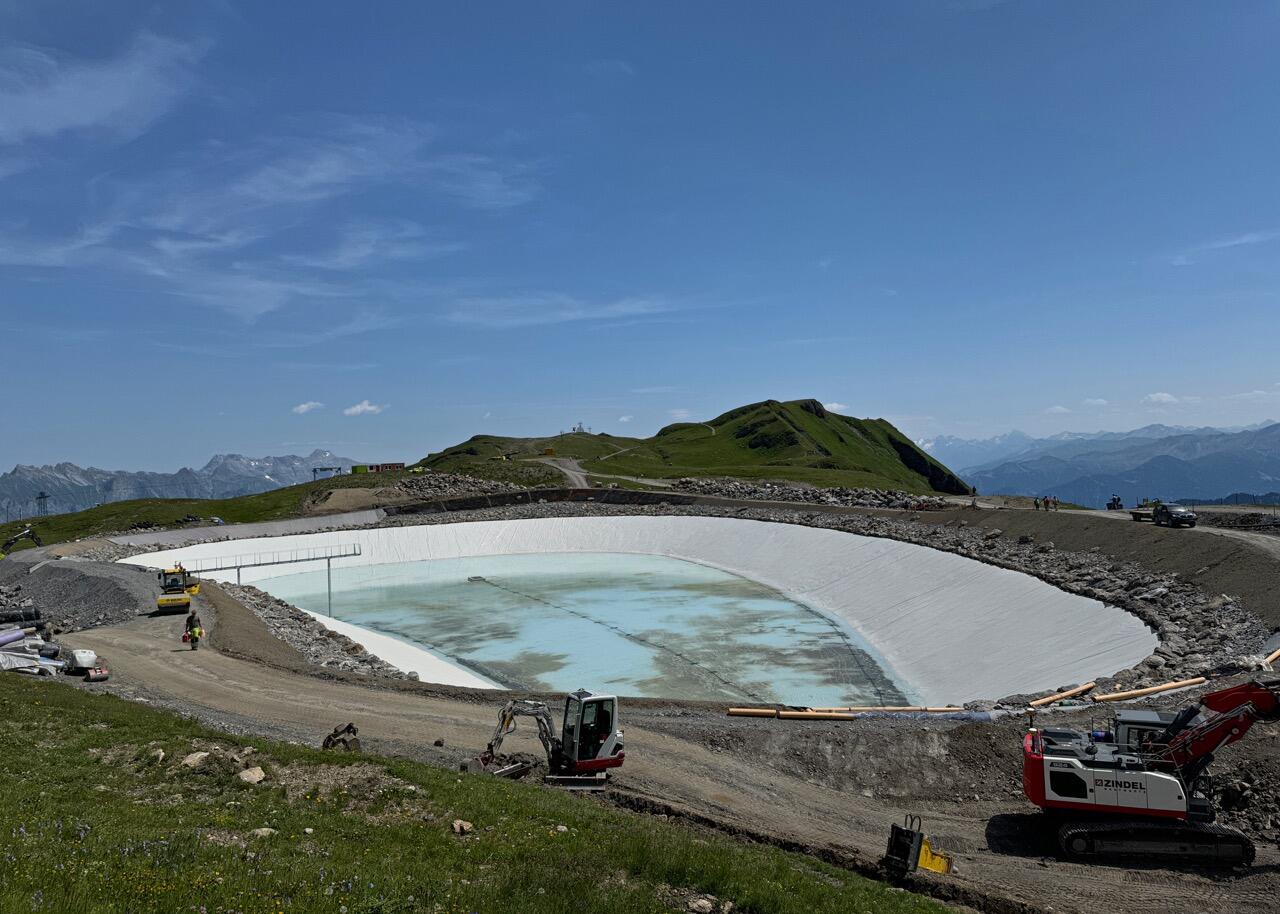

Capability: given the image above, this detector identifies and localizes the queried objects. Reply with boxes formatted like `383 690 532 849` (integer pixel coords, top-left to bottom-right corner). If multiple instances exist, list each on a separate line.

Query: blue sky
2 1 1279 470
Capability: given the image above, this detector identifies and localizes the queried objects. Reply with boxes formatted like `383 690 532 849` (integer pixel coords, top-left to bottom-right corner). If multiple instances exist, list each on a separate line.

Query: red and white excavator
466 689 625 791
1023 678 1280 865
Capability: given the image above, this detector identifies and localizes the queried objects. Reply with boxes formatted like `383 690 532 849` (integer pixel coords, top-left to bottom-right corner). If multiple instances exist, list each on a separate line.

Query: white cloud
1044 405 1072 414
631 386 675 394
618 415 633 423
343 399 387 416
445 295 673 329
823 402 849 412
291 401 324 414
1226 389 1280 402
0 33 201 146
1082 398 1109 407
668 408 692 421
1143 392 1180 405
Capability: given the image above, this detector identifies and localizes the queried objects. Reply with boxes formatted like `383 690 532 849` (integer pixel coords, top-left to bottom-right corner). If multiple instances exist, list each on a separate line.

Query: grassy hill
427 399 967 494
2 399 965 552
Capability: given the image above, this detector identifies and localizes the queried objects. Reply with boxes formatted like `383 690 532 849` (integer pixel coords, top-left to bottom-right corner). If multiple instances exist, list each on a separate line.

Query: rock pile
670 477 949 510
394 471 524 501
223 584 416 680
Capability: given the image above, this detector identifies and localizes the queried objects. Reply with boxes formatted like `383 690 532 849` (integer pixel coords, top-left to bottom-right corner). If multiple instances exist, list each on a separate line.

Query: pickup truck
1131 504 1197 527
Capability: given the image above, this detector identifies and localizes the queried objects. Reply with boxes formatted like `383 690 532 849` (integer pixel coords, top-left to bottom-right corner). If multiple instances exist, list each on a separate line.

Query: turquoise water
261 552 907 706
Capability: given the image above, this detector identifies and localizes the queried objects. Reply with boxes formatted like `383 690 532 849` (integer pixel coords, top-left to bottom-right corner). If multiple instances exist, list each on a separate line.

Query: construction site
4 478 1280 914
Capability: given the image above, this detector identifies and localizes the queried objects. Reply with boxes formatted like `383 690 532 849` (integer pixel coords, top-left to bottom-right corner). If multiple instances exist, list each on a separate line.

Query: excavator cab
560 690 622 767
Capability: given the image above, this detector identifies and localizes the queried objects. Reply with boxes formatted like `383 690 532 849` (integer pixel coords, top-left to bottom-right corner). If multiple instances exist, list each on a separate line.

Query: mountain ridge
0 449 361 521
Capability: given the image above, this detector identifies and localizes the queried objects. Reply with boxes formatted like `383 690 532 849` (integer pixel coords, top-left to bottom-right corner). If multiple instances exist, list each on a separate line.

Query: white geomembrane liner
121 515 1157 703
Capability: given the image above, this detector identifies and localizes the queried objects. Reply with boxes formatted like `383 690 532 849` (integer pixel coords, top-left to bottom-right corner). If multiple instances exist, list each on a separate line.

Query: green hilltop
427 399 968 495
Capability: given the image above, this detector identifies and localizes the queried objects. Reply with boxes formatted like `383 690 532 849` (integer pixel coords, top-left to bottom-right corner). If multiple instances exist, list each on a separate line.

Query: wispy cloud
343 399 387 416
668 408 693 421
284 219 463 271
631 386 675 394
618 415 633 423
291 401 324 414
445 294 673 329
1168 229 1280 266
420 154 539 209
254 310 398 348
1143 391 1180 405
0 33 201 145
1044 405 1072 414
824 402 849 412
583 58 636 78
1082 398 1109 407
0 111 533 319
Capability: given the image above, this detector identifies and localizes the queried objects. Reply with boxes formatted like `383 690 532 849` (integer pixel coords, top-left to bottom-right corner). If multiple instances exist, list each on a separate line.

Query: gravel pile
383 500 1270 700
394 471 524 501
670 477 949 510
222 583 415 680
0 555 154 634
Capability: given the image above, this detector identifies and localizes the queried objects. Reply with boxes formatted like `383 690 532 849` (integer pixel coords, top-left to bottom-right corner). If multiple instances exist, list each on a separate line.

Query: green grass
0 676 944 914
0 471 415 555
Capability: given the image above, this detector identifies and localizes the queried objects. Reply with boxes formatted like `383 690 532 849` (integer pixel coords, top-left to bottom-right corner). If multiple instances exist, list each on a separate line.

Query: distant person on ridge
1033 497 1040 511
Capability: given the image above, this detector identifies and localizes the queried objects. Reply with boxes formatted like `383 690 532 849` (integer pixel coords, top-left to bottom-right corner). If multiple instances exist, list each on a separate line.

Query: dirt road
531 457 590 488
73 591 1280 914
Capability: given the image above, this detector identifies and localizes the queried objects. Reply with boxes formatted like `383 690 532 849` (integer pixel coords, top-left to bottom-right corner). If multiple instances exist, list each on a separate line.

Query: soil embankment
918 508 1280 629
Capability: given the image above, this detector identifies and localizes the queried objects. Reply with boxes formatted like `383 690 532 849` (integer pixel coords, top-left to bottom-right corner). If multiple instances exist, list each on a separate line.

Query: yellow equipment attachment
882 814 953 879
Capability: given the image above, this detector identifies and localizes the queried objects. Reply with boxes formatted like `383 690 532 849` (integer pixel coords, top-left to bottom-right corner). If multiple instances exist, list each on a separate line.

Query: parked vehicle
1154 504 1197 527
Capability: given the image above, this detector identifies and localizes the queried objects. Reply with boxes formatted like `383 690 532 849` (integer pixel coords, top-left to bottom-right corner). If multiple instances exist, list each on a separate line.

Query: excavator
465 689 625 791
0 526 42 560
156 564 200 612
1023 678 1280 865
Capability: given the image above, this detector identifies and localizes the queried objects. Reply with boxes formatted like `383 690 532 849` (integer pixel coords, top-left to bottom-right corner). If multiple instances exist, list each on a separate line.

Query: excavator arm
479 700 559 769
1160 679 1280 780
1 526 43 558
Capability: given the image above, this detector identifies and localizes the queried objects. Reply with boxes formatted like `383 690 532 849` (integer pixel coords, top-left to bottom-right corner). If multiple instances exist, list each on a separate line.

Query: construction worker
184 610 204 651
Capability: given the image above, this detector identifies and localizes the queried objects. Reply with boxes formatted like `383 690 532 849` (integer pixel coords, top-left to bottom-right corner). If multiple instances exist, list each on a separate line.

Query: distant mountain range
920 422 1280 507
0 450 360 521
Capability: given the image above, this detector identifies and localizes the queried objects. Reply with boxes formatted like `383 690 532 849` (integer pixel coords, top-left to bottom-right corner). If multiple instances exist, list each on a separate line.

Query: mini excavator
1023 678 1280 865
465 689 625 791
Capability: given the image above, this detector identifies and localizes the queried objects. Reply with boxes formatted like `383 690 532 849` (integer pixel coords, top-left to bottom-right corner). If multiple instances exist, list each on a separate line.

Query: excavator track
1057 819 1255 867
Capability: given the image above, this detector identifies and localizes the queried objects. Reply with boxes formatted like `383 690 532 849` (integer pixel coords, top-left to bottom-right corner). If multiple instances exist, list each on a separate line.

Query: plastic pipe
1264 646 1280 666
777 710 858 720
807 706 963 713
726 707 779 718
0 628 33 647
1028 682 1097 707
1092 677 1207 703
